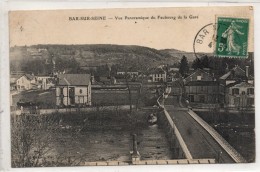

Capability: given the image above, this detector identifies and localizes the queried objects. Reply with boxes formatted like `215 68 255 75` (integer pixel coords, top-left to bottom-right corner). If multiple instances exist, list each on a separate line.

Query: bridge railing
157 87 193 160
188 109 247 163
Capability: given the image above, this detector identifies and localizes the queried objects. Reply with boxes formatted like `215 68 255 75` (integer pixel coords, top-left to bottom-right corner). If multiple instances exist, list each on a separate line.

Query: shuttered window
232 88 239 95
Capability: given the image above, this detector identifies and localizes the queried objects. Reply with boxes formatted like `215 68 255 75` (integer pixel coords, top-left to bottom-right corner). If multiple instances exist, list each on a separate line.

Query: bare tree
120 54 157 113
11 113 94 167
11 114 58 167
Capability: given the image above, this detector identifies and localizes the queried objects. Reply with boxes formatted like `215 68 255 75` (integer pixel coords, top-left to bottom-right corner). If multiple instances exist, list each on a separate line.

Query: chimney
91 75 95 84
246 66 249 78
212 73 216 81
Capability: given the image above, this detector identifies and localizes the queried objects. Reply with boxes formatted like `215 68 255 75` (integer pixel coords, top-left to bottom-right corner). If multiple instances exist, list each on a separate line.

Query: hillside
10 44 188 71
33 44 175 66
160 49 194 61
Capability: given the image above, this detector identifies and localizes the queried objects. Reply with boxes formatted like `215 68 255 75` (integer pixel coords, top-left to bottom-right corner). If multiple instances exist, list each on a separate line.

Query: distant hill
160 49 214 62
10 44 190 68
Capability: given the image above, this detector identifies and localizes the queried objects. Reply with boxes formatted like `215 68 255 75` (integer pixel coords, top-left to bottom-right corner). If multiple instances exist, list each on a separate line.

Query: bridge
157 86 246 163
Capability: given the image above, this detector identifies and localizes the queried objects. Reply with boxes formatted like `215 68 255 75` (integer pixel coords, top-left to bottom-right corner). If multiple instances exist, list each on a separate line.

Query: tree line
178 53 254 78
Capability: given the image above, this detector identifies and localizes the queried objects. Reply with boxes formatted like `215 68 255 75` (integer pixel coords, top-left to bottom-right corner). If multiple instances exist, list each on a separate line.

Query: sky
9 6 254 52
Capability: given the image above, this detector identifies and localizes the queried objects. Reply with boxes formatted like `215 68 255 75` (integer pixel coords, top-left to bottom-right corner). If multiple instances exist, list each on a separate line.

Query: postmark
193 17 250 59
193 23 216 59
215 17 249 58
193 23 227 58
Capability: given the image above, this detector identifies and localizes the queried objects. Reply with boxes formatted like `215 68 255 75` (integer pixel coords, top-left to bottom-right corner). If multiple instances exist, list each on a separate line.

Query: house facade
56 74 91 107
184 68 213 84
226 82 254 108
219 66 254 107
148 68 166 82
36 76 55 90
219 66 254 85
16 74 36 91
184 69 224 104
185 81 224 104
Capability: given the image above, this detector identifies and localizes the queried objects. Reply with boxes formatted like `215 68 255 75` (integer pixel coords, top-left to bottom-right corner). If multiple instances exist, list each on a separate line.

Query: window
197 76 201 80
60 87 63 95
199 95 205 103
247 98 254 106
232 88 239 95
189 95 194 102
247 88 254 95
79 89 83 94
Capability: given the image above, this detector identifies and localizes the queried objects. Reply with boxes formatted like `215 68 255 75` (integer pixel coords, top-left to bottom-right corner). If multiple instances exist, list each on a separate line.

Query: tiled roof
185 68 212 80
149 68 165 74
57 74 91 86
25 74 35 80
219 71 231 80
220 66 254 80
227 81 254 88
11 74 35 82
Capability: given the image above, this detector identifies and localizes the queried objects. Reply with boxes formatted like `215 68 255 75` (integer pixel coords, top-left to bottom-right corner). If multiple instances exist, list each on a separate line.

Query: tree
201 55 210 68
119 54 156 113
179 55 189 77
192 55 210 71
11 114 58 167
192 58 201 70
11 113 89 167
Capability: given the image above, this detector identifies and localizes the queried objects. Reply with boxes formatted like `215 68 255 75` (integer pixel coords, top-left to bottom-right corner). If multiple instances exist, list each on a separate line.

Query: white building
36 76 55 90
148 68 167 82
16 74 36 91
226 81 254 108
56 74 91 107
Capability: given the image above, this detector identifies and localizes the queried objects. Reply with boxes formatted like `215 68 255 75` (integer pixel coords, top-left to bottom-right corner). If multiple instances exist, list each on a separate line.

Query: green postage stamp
215 17 249 58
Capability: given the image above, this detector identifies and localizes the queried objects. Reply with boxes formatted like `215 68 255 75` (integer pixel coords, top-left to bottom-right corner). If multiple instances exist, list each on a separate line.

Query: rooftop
149 68 166 74
57 74 91 86
227 81 254 88
220 66 254 80
185 68 212 80
24 74 35 80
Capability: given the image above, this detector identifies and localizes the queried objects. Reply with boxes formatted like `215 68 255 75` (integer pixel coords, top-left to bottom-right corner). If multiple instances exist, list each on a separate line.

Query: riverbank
195 111 255 162
11 108 173 167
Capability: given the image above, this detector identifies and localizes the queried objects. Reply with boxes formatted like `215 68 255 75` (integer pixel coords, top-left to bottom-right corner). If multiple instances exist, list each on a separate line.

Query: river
50 124 173 164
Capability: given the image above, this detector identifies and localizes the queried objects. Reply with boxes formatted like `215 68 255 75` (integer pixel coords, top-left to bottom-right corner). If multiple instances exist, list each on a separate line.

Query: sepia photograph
8 6 254 167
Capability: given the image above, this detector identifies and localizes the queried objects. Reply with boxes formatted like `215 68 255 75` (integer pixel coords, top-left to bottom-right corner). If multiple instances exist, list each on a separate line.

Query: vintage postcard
8 6 254 167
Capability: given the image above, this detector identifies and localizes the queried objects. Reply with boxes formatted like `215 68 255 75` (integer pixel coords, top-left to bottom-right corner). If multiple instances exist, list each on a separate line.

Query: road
164 88 235 163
